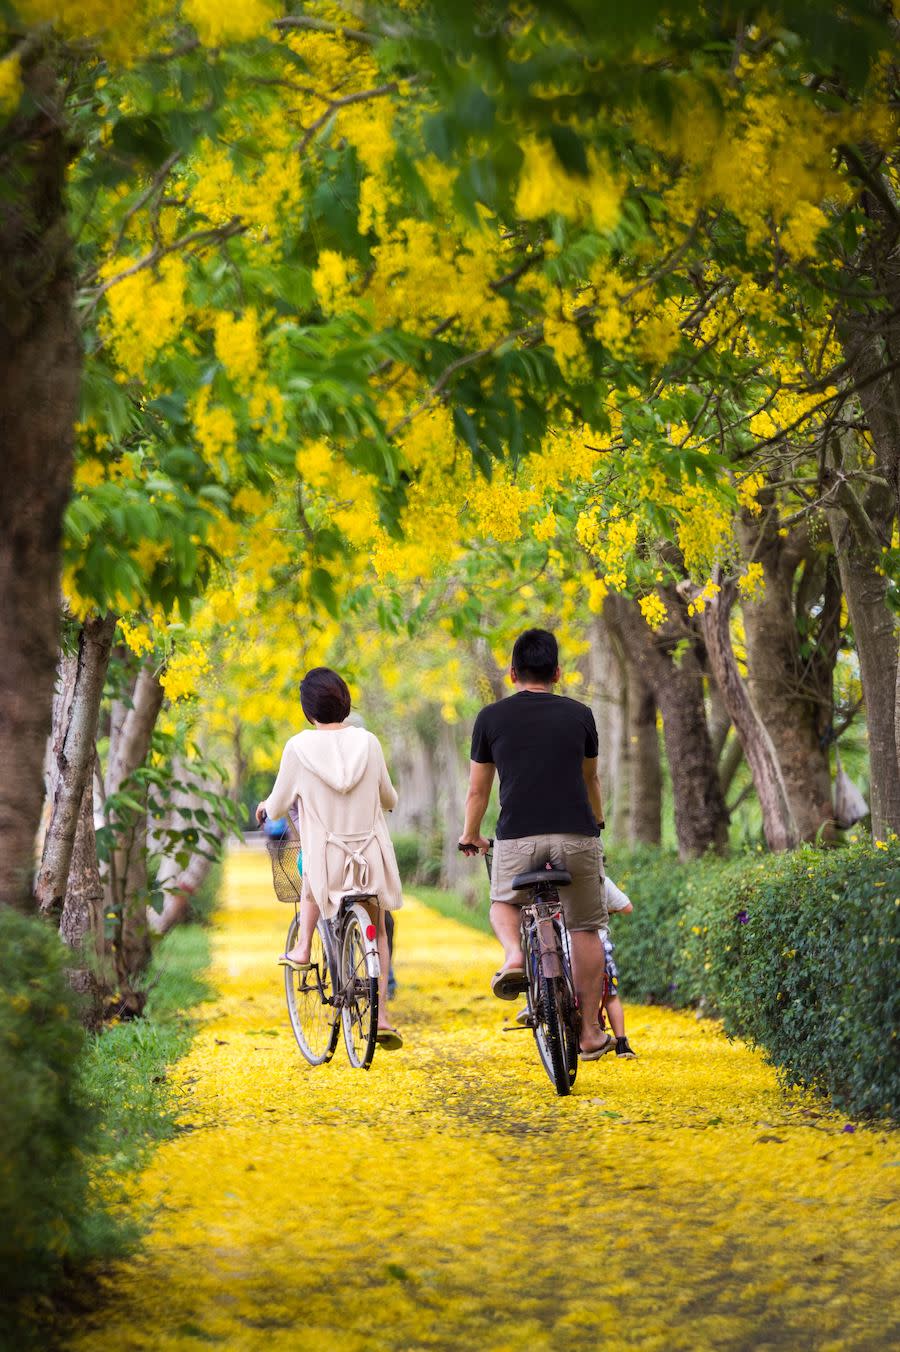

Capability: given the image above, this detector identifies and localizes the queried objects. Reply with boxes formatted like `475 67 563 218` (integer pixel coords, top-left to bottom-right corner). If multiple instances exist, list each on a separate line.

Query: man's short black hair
511 628 559 683
300 667 352 724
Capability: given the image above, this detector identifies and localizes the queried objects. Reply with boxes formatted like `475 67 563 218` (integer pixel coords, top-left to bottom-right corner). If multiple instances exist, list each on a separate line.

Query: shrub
392 832 443 887
607 839 900 1118
0 911 104 1317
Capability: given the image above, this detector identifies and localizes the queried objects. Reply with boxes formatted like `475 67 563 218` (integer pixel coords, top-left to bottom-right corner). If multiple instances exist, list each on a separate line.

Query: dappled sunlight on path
71 850 899 1351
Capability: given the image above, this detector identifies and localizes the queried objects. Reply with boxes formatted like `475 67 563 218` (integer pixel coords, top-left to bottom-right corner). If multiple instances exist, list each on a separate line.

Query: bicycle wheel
531 969 573 1097
284 916 339 1066
340 910 379 1070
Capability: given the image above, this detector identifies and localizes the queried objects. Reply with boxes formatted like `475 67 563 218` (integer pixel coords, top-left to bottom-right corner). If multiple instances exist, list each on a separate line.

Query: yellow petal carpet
71 850 898 1351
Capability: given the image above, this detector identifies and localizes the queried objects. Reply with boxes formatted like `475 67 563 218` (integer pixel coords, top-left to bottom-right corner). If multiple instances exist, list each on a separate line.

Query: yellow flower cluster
183 0 277 46
674 483 733 577
160 640 211 702
544 316 589 381
69 850 900 1352
0 51 22 114
100 255 188 377
736 472 765 515
117 617 156 658
192 387 239 477
516 137 622 232
312 251 355 316
738 560 766 602
532 510 557 543
213 310 261 392
639 592 669 630
687 578 721 617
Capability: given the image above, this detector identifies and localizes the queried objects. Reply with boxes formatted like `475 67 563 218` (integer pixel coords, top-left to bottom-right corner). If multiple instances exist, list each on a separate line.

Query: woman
256 667 404 1050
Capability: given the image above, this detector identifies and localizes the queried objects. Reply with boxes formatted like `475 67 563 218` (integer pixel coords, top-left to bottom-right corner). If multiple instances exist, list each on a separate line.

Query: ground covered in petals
70 851 898 1351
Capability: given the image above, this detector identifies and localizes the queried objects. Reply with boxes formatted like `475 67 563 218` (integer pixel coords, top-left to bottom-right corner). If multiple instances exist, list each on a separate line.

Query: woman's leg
285 896 320 963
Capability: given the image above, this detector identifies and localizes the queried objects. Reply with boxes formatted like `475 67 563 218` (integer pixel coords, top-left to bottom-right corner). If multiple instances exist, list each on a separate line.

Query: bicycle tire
340 911 379 1070
532 968 573 1097
284 916 339 1066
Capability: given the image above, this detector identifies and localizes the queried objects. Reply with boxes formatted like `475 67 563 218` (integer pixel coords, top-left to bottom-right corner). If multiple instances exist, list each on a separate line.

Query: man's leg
569 927 607 1053
490 901 525 970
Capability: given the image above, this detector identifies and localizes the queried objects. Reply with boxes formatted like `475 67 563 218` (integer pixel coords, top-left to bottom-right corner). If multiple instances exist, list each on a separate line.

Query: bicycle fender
348 902 381 979
536 918 562 979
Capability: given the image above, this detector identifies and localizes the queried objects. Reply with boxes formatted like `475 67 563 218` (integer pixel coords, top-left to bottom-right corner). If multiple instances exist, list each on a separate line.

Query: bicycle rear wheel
531 969 573 1097
284 916 339 1066
340 911 379 1069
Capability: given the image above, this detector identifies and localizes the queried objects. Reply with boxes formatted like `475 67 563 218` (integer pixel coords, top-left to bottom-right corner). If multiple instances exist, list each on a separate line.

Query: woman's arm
375 738 398 810
256 742 298 823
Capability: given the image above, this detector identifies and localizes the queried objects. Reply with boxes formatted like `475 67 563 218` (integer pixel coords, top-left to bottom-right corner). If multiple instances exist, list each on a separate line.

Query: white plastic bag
834 751 868 828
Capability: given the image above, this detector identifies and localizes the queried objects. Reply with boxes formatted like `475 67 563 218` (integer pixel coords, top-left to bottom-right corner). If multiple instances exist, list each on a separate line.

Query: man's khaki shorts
490 834 607 931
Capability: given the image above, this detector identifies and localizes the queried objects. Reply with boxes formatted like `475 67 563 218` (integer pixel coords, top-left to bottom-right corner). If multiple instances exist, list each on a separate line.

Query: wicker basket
267 837 303 904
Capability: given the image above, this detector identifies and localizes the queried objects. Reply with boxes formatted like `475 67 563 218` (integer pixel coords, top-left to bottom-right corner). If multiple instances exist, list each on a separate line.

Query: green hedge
0 911 108 1325
608 839 900 1119
1 913 211 1345
391 831 443 887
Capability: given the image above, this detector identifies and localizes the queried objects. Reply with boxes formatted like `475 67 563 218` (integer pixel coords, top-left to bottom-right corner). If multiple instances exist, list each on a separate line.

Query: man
459 628 613 1060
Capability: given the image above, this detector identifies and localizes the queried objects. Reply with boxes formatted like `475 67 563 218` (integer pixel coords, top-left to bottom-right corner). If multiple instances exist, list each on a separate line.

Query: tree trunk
826 469 900 838
738 515 837 840
0 57 79 910
605 591 729 859
586 617 629 840
690 578 800 852
104 662 164 1012
36 614 117 914
148 758 223 935
436 719 469 892
60 758 109 1029
149 834 221 936
624 653 662 846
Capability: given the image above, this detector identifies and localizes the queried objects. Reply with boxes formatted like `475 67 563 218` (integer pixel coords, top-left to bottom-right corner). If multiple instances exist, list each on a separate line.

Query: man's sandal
278 955 312 971
375 1028 404 1051
491 966 527 1000
579 1034 616 1062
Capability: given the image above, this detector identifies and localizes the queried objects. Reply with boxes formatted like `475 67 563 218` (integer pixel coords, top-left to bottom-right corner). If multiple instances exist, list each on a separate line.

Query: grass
410 884 493 936
79 924 213 1177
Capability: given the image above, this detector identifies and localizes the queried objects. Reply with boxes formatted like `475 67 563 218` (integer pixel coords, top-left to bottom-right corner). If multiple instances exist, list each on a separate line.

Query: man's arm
460 761 495 851
582 756 605 829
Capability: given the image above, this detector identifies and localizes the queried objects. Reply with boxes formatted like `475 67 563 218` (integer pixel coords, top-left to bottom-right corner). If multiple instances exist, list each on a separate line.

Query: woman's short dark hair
300 667 351 724
511 628 559 683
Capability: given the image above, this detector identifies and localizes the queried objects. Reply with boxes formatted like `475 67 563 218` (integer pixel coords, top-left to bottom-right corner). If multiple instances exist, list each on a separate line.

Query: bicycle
264 813 381 1070
460 840 579 1097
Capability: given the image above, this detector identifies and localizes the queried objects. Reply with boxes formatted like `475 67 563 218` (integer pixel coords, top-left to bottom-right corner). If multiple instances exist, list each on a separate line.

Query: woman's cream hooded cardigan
263 726 402 919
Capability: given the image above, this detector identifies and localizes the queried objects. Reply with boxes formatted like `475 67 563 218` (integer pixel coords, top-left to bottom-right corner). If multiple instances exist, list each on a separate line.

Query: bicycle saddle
511 868 572 891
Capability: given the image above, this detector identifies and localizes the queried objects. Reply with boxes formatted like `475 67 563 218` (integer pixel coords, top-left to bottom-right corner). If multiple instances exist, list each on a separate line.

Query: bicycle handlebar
457 839 494 857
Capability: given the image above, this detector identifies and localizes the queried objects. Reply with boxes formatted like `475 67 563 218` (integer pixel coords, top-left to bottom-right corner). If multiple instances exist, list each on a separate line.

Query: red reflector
365 924 377 941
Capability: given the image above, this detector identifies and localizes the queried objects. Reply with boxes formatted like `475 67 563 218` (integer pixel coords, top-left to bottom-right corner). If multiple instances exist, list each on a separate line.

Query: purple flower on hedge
736 909 749 925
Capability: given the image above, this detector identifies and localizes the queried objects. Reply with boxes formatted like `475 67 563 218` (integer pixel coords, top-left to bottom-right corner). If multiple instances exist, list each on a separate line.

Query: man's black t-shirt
470 690 599 839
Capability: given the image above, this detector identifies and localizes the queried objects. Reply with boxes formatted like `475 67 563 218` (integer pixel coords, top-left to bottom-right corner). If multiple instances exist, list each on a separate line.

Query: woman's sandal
375 1028 404 1051
277 955 312 971
579 1034 616 1062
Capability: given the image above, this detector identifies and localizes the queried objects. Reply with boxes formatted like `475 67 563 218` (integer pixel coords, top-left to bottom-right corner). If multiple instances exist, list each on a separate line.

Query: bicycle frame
300 895 380 1011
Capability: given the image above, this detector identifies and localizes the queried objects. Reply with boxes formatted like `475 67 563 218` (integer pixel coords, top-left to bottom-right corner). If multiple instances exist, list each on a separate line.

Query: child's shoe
616 1037 637 1059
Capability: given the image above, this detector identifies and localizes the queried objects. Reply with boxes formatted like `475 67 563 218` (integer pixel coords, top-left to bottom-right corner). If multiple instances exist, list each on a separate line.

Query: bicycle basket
267 838 303 904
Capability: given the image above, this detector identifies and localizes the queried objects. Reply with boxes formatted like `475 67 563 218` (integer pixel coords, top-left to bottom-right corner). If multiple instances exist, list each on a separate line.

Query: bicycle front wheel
532 970 574 1097
284 916 339 1066
340 911 379 1070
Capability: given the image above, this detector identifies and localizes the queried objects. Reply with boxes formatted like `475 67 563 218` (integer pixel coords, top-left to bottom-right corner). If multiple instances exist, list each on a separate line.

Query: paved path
71 851 898 1351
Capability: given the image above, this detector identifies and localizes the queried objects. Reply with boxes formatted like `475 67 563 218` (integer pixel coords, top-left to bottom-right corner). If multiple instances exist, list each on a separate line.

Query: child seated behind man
600 875 637 1059
515 875 637 1057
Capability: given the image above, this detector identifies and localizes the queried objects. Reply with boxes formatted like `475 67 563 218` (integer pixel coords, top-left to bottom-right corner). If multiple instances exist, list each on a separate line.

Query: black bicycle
264 816 380 1070
460 841 579 1096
